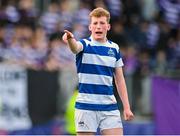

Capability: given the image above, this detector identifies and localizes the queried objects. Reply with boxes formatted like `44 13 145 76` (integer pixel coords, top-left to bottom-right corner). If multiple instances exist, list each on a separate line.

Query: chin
94 36 103 40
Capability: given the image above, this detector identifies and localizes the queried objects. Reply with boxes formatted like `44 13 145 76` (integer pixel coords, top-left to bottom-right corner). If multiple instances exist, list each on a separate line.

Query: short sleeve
77 39 86 52
115 48 124 67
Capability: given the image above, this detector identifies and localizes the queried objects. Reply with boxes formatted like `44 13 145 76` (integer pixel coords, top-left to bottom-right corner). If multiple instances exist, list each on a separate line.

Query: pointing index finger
64 30 74 39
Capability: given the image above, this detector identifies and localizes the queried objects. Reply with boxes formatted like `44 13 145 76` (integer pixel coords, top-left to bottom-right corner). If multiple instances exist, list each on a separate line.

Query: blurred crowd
0 0 179 72
0 0 179 115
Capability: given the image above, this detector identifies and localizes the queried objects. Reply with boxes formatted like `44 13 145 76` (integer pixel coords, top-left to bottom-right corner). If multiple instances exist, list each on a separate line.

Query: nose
97 23 101 29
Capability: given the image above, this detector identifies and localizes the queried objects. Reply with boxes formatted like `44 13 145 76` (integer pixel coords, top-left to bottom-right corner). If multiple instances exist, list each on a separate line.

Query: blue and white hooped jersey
75 37 124 111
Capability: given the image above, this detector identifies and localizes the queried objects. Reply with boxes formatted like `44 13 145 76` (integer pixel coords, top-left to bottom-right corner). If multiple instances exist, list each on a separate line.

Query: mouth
95 32 103 35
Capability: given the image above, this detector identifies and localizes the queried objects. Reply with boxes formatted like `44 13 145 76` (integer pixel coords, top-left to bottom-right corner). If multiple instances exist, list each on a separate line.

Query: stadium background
0 0 179 135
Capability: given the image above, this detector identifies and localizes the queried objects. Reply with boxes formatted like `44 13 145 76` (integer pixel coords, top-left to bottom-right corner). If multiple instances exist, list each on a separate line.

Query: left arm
114 67 134 121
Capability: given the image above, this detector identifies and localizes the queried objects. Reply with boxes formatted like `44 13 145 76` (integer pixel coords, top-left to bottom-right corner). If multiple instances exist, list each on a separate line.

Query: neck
91 36 107 43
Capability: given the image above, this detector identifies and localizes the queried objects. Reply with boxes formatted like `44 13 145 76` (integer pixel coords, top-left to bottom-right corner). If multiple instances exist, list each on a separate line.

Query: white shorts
75 109 123 132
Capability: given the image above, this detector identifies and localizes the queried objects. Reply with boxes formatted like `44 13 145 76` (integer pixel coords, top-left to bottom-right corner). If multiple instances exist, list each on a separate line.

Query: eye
100 22 105 25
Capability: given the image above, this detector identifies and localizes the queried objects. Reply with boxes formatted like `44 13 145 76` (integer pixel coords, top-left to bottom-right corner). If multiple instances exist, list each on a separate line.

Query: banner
0 64 32 131
152 76 180 134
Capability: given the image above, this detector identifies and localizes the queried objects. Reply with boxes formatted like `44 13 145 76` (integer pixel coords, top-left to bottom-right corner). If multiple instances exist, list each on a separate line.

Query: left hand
123 109 134 121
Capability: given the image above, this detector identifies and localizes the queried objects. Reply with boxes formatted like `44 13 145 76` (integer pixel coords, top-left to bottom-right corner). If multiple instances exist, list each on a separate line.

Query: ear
88 24 92 31
107 24 111 31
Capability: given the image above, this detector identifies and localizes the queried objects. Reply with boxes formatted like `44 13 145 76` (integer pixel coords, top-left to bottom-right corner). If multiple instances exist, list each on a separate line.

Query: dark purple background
152 76 180 134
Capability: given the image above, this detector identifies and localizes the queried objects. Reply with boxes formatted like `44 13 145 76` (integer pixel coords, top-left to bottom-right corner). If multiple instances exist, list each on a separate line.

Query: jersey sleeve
77 39 87 52
115 47 124 67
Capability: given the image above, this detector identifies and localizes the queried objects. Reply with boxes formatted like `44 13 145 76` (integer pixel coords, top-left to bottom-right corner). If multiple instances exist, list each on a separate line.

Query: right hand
62 30 74 44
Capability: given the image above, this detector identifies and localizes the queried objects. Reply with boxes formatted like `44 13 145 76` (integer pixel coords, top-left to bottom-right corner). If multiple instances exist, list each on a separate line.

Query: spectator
154 50 168 75
39 2 60 36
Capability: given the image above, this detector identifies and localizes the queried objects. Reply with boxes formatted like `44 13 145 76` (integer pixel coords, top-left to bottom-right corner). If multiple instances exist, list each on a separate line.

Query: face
89 16 110 43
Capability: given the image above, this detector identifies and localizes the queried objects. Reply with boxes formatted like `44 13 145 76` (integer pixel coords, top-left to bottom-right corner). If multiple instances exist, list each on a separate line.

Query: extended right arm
62 30 83 54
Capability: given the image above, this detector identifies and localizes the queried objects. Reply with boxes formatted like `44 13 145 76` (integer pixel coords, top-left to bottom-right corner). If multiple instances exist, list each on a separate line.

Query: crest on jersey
108 48 115 57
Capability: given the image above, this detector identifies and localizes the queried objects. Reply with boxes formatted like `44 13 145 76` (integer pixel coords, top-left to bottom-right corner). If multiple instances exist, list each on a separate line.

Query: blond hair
89 7 110 23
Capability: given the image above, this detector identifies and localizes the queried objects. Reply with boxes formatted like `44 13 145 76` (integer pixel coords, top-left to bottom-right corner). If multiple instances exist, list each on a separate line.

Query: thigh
75 109 98 133
101 128 123 135
99 110 123 135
